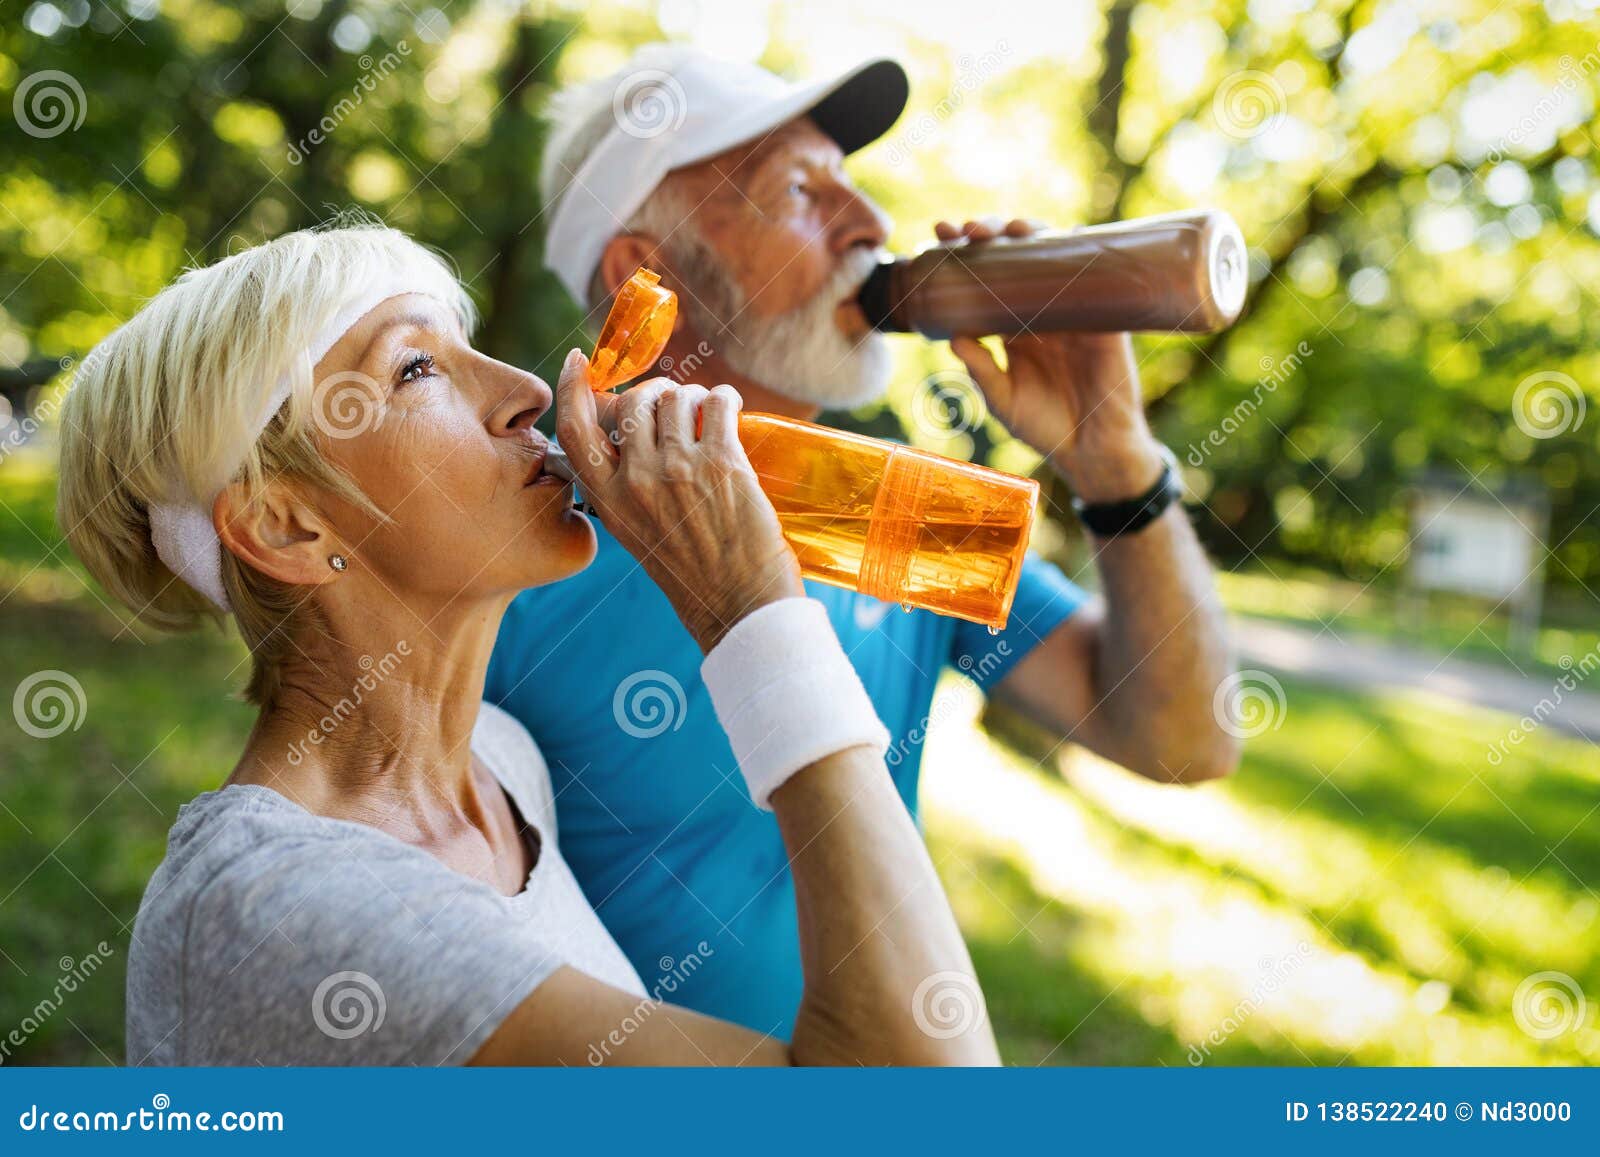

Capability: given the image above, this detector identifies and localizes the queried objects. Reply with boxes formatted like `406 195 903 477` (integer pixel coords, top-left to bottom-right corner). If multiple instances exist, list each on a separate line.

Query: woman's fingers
554 349 615 483
699 385 744 457
614 379 671 460
656 384 707 453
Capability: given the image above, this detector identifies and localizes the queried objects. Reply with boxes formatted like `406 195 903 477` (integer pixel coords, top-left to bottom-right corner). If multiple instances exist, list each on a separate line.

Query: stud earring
329 554 348 572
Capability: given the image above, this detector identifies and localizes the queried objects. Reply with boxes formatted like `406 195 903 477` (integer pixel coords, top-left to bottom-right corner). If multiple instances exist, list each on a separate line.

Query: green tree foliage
2 0 1597 591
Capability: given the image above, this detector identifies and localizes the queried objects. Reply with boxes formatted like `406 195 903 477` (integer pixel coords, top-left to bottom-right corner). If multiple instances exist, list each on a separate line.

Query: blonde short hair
56 222 475 705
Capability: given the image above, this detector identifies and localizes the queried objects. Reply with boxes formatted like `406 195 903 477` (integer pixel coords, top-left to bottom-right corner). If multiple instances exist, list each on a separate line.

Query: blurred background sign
1408 470 1548 652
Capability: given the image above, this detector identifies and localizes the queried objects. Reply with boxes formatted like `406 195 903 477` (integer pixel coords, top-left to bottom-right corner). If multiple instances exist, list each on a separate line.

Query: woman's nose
485 361 552 435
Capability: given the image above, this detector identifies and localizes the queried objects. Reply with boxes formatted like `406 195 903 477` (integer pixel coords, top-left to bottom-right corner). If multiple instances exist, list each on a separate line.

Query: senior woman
56 224 996 1067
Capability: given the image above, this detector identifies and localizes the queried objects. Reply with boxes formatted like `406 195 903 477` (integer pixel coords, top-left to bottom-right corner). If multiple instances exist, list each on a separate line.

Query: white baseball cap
543 44 909 304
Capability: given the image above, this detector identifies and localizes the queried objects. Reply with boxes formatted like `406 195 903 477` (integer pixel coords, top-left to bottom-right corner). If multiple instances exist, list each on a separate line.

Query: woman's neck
235 589 511 817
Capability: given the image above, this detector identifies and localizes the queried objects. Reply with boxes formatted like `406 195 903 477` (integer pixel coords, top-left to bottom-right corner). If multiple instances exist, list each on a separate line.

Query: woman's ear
213 481 339 591
597 232 664 300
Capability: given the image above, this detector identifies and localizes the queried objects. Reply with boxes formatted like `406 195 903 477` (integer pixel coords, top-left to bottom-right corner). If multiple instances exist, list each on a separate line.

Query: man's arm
940 216 1240 786
990 500 1239 784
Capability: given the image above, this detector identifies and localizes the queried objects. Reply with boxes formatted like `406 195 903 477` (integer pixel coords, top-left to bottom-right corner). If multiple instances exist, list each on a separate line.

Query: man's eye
398 353 435 384
788 181 809 198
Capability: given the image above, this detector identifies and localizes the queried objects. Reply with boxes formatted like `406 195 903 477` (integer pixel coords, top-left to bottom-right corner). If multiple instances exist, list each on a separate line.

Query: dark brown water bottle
856 209 1248 338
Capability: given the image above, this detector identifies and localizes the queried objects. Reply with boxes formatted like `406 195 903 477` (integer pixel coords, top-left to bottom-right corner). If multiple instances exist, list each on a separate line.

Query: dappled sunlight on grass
921 675 1600 1066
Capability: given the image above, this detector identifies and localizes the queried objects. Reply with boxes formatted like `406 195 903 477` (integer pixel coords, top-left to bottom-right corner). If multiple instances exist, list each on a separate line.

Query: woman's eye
398 353 435 385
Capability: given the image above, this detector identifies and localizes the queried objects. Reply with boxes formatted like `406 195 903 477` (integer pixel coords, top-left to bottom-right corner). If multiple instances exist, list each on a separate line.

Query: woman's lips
523 442 566 488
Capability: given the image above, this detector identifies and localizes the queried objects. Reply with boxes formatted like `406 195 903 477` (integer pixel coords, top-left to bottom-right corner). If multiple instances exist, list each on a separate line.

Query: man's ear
596 232 665 300
213 481 338 591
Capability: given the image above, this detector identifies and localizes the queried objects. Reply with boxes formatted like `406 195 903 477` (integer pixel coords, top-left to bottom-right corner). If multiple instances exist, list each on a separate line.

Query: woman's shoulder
128 780 563 1066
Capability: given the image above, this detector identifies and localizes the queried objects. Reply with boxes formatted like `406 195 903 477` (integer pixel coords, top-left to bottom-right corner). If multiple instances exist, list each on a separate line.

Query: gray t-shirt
125 702 644 1066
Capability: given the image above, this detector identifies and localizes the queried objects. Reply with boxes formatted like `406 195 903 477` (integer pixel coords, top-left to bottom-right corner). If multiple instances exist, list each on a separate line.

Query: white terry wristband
701 598 890 810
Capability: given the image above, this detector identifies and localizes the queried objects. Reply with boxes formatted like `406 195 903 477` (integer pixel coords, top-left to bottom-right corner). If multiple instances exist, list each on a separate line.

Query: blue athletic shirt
486 521 1084 1037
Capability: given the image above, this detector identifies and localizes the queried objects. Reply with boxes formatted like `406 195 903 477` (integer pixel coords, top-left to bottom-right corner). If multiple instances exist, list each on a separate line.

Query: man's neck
654 332 822 422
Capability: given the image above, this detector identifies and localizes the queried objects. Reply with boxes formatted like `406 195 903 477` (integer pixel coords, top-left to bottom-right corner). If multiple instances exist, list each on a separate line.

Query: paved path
1233 617 1600 743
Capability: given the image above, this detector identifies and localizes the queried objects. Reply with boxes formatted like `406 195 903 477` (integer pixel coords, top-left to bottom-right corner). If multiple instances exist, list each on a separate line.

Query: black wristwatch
1070 444 1183 538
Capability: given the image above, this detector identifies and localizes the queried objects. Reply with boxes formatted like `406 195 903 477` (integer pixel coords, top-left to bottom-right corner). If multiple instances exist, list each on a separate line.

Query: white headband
148 284 425 612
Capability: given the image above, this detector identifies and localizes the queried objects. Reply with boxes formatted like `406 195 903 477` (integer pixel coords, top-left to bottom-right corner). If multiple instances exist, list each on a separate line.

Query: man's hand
937 217 1166 503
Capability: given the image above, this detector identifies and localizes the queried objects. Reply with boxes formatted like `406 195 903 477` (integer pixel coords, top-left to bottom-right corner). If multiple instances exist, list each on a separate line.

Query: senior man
487 44 1238 1036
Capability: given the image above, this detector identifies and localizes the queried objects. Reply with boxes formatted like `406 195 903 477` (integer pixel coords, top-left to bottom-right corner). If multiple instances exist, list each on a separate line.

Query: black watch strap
1071 447 1182 538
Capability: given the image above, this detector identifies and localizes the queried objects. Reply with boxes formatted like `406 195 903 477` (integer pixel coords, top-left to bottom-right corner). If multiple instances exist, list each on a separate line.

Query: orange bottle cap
588 267 679 391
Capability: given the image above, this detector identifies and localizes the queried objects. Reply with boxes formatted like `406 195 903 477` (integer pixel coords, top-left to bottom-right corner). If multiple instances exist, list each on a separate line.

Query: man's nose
832 186 890 256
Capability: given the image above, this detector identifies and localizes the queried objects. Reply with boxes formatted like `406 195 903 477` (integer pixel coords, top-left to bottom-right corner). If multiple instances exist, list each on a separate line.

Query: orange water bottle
575 269 1038 630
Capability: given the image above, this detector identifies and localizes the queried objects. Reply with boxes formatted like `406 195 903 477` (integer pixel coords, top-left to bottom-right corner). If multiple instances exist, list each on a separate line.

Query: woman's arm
469 352 998 1066
473 741 992 1066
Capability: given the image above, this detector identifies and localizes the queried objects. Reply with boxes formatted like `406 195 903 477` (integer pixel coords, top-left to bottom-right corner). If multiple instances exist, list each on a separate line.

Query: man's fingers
554 349 616 481
933 219 961 242
961 217 1006 242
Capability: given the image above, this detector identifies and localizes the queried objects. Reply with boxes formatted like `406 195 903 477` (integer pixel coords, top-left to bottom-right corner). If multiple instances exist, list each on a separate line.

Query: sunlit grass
923 676 1600 1066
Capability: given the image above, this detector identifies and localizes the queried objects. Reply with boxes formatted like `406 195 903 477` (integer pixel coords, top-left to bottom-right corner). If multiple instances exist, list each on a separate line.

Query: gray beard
664 235 893 410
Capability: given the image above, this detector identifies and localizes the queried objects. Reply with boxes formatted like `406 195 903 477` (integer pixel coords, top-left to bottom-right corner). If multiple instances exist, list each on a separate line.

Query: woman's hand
555 349 803 653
